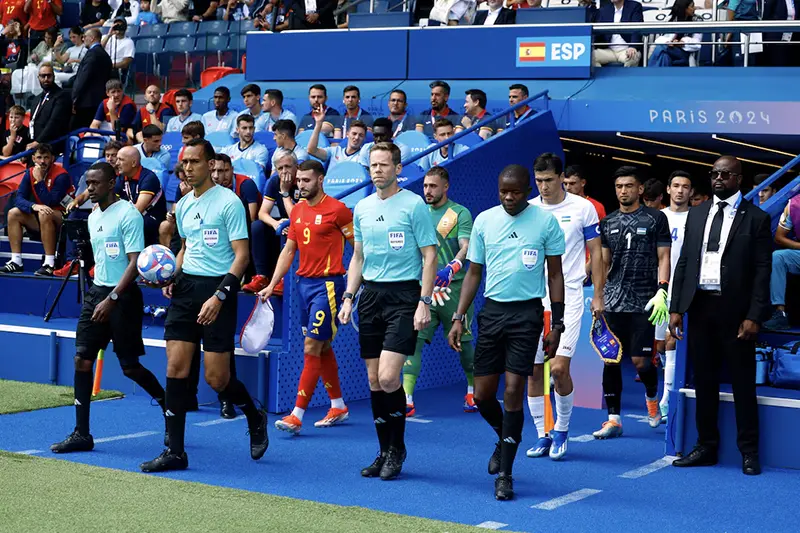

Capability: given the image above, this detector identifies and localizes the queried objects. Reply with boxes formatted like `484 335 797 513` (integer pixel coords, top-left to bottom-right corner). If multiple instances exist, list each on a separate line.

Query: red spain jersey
1 0 27 25
287 194 353 278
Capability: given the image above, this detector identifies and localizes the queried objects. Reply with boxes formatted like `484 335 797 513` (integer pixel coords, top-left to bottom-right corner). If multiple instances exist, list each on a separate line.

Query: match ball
137 244 177 285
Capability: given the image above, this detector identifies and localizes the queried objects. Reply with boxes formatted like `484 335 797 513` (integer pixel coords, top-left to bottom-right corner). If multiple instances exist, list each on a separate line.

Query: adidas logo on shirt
194 213 201 220
508 232 519 239
376 215 385 222
97 226 103 232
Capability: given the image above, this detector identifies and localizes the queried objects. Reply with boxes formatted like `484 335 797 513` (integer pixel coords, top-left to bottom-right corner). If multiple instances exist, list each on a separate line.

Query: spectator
1 1 27 27
212 152 261 223
763 0 798 67
563 164 607 219
2 104 30 157
224 0 254 21
29 63 71 152
158 162 189 249
223 114 269 170
71 28 112 131
725 0 763 66
115 145 166 245
358 117 394 167
497 83 533 132
109 0 141 25
298 83 339 137
594 0 643 68
177 120 204 162
430 0 477 25
151 0 189 22
24 0 63 48
474 0 515 24
457 88 493 139
649 0 703 67
690 190 709 206
753 173 777 204
89 78 137 139
102 17 135 83
81 0 113 29
255 88 298 132
643 178 666 209
252 0 289 30
133 84 174 141
53 26 87 79
0 20 26 69
387 89 416 137
307 112 367 172
233 83 264 137
418 80 459 137
136 124 171 168
340 85 373 135
136 0 160 24
270 119 308 170
1 143 72 276
192 0 218 20
418 118 467 171
763 195 800 330
288 0 336 29
203 86 237 134
12 25 62 91
28 26 58 65
165 88 203 132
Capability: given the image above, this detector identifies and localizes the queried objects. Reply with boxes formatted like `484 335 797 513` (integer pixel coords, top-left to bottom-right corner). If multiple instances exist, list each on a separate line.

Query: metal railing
748 153 800 206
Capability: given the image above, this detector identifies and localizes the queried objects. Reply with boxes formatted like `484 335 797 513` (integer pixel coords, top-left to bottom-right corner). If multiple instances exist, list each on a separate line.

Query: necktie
707 201 727 253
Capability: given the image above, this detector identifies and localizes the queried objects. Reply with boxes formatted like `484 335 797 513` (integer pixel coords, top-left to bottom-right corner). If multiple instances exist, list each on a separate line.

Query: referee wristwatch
109 292 119 302
420 295 432 306
214 290 227 302
551 322 566 333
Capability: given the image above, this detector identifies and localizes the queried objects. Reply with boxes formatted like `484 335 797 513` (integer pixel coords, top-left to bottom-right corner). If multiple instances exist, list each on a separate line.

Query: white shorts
654 298 671 342
534 285 584 364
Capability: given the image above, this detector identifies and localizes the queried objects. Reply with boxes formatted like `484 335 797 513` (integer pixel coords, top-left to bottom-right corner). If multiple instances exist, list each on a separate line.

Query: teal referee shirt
468 204 565 302
89 200 144 288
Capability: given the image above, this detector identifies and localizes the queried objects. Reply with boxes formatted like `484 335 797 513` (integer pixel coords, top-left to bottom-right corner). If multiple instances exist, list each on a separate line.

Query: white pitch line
568 434 594 443
94 431 159 443
624 414 650 424
532 488 602 511
406 417 432 424
194 415 246 427
619 456 678 479
16 449 43 455
475 521 508 530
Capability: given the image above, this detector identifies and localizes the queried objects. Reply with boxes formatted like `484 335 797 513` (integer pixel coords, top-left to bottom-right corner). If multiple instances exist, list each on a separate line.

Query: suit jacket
594 0 644 46
473 7 516 25
670 196 772 325
72 44 112 110
764 0 797 42
289 0 337 29
32 85 72 148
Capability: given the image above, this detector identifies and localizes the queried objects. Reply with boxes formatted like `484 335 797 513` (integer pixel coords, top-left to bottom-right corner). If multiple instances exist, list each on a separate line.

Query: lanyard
392 113 406 138
343 108 361 132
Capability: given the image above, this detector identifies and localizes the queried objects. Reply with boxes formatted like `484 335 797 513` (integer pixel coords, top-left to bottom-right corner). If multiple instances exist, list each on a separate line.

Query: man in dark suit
28 63 71 154
288 0 336 29
763 0 798 67
473 0 516 25
70 28 112 132
669 156 772 476
593 0 644 67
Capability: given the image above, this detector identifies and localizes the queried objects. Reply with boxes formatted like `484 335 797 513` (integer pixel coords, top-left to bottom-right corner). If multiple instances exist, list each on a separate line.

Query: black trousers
70 106 97 132
687 290 759 455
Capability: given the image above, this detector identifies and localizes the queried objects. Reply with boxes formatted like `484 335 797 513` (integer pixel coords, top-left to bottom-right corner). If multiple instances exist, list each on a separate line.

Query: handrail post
743 33 750 66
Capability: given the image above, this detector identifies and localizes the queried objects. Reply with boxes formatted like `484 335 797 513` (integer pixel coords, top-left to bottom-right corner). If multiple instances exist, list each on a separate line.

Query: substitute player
259 160 352 434
655 171 692 422
594 166 671 439
51 162 168 453
402 166 476 417
526 153 605 461
449 164 565 501
140 139 268 473
338 142 438 481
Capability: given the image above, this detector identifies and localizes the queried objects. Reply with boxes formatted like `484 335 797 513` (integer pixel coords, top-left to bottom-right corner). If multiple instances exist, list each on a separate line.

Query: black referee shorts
603 311 654 360
357 280 419 359
164 273 238 354
76 284 145 366
474 298 544 377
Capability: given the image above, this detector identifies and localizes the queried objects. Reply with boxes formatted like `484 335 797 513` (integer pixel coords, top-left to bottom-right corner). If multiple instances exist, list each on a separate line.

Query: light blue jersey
232 109 266 137
324 144 365 171
88 200 144 288
166 112 203 133
203 109 237 134
271 143 309 171
468 204 565 302
255 109 299 133
223 140 270 171
176 185 248 277
135 143 170 170
353 189 437 282
418 143 468 171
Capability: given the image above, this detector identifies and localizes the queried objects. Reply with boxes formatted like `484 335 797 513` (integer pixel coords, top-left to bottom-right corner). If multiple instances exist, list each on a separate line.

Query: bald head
710 155 743 200
117 146 141 177
85 28 102 44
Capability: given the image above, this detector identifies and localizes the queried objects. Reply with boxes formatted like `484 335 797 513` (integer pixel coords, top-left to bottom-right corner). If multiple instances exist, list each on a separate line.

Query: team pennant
590 314 622 364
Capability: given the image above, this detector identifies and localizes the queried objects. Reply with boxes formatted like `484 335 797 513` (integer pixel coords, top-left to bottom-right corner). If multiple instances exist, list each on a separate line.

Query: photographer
107 0 140 25
101 17 134 84
1 143 72 276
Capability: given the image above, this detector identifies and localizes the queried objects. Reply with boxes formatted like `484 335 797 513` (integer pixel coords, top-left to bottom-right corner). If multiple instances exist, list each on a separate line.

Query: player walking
258 160 352 434
449 164 565 501
594 166 672 439
655 171 692 422
338 142 438 481
140 139 268 472
51 162 168 453
402 166 476 416
526 153 605 460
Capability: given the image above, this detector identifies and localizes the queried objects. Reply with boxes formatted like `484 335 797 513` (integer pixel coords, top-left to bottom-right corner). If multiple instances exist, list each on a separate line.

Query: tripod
44 242 91 322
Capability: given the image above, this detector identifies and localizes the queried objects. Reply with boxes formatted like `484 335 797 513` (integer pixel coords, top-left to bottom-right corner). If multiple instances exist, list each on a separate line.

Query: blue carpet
2 383 798 532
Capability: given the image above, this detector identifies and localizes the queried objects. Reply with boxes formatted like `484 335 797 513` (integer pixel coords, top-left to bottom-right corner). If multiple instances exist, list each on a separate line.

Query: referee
140 139 268 473
338 142 438 481
449 164 566 501
51 162 168 453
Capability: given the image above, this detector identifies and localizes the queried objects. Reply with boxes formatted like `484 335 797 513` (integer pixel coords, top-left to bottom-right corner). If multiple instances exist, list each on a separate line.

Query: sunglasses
709 170 740 179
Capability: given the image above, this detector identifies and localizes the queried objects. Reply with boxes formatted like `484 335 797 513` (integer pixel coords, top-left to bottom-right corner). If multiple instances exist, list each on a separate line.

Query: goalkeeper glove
644 288 669 326
431 286 451 307
434 259 462 288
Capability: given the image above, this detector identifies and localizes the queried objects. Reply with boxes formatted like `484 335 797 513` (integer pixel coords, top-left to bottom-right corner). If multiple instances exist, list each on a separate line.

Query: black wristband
659 281 669 293
551 301 565 325
217 272 240 297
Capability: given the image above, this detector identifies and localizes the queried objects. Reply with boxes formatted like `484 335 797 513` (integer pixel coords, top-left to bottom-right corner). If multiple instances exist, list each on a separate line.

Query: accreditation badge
590 314 622 364
699 250 721 286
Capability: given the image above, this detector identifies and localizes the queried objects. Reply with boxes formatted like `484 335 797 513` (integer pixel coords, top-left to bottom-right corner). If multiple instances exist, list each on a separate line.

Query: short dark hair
265 89 283 104
184 138 215 162
509 83 529 97
104 140 123 153
643 178 665 201
425 166 449 182
565 164 583 180
35 143 54 156
372 117 392 130
214 86 230 99
433 118 454 131
70 25 84 36
181 120 205 138
465 89 487 109
142 124 163 138
613 165 641 184
105 79 123 93
753 173 773 188
430 80 451 95
499 164 530 188
174 88 193 101
348 119 367 132
273 119 296 138
533 152 563 176
370 142 401 166
236 114 255 126
298 159 325 176
343 85 360 97
668 170 693 186
88 161 116 182
390 89 407 102
241 84 261 97
214 153 233 166
309 84 327 95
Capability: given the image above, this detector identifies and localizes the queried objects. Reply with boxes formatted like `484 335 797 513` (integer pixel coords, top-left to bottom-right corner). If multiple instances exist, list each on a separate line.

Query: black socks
500 410 524 476
603 364 623 415
165 377 187 455
74 370 93 436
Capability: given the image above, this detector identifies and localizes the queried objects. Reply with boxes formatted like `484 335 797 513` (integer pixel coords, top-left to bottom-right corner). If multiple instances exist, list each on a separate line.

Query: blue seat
324 162 369 208
169 21 198 36
233 158 266 193
134 38 164 75
295 130 329 149
71 137 106 165
160 132 183 171
197 20 230 35
398 163 426 187
206 132 234 153
456 132 483 148
192 35 231 71
141 158 168 188
395 131 431 164
137 24 169 39
158 37 197 84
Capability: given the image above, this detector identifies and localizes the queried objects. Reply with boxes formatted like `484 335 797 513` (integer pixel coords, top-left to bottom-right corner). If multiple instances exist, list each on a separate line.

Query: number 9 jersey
287 194 354 278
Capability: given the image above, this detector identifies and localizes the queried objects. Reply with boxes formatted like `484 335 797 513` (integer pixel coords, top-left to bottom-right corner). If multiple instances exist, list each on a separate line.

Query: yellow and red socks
296 354 322 411
74 369 93 436
320 348 344 408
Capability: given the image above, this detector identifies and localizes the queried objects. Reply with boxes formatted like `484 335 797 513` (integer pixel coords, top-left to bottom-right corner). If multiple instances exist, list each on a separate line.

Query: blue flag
590 314 622 364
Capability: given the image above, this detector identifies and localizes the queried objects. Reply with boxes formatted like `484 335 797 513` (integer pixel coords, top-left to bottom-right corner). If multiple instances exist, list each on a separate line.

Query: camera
63 218 91 245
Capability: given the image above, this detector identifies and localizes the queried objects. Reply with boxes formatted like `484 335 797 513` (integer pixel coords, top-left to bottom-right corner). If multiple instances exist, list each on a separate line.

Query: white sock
467 385 474 395
661 349 676 408
44 255 55 267
527 396 545 438
406 394 413 404
291 406 305 421
331 397 345 409
553 390 574 433
10 253 22 265
609 414 622 424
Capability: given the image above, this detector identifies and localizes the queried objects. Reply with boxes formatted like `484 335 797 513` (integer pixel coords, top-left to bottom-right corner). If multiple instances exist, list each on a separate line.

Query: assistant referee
339 142 438 481
449 164 566 501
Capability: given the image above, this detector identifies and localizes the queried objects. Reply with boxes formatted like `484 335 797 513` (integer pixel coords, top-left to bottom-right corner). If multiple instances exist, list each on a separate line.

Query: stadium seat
395 131 430 161
398 162 426 186
296 130 329 149
160 132 183 170
193 35 232 73
134 38 164 80
159 37 197 88
141 158 168 188
323 161 369 208
253 132 277 153
72 137 106 166
456 131 483 148
200 66 241 88
169 21 198 36
197 20 230 35
233 158 266 193
0 162 28 198
206 132 234 153
137 24 169 39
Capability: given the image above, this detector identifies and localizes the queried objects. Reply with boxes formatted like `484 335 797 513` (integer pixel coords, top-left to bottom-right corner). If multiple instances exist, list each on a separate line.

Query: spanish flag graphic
518 41 546 62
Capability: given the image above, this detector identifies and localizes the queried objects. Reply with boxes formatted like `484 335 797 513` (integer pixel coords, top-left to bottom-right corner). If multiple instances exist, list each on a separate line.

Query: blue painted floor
2 383 798 533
